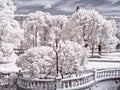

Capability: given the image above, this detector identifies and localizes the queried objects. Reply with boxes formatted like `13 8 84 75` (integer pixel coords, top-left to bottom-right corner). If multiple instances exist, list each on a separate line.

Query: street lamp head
53 39 61 53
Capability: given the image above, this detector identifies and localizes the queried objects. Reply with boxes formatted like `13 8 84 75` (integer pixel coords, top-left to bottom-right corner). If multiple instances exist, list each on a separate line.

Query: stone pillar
55 73 62 90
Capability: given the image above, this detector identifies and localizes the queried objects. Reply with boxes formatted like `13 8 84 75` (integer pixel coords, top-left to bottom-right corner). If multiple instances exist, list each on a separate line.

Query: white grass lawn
87 52 120 69
0 52 120 72
0 55 20 73
0 63 19 72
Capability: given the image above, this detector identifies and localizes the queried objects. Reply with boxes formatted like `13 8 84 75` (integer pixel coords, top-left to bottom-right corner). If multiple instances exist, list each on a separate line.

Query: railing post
93 68 97 81
55 73 62 90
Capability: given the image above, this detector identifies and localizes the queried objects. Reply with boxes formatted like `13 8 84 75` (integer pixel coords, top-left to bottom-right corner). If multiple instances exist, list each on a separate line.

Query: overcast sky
14 0 120 15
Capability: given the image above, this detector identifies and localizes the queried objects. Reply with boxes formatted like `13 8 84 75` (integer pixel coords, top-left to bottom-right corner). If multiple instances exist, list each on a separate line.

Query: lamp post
53 31 61 75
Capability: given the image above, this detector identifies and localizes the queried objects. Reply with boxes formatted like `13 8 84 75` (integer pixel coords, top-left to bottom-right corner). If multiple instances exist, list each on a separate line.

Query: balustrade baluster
79 79 82 85
78 79 80 86
27 81 29 88
99 72 101 78
43 82 46 89
20 79 23 86
81 78 83 85
24 80 26 87
86 77 88 83
50 82 53 89
88 75 91 81
102 72 104 77
46 82 49 90
83 78 85 84
111 70 113 77
101 72 103 77
104 71 105 77
65 81 68 88
41 81 43 88
45 82 48 89
104 71 106 77
116 70 119 76
26 81 29 88
53 81 55 89
111 70 113 76
36 81 38 88
34 81 36 88
98 72 101 78
62 82 65 88
106 70 108 77
29 82 32 88
115 70 117 76
31 82 34 88
69 80 71 87
39 81 41 88
100 72 102 78
118 70 120 76
28 81 30 88
110 70 112 77
108 70 110 76
33 81 35 88
75 80 78 86
71 80 75 87
76 80 79 86
97 72 99 78
39 81 41 87
23 80 25 87
21 79 23 86
89 75 91 82
71 80 73 87
113 70 115 76
67 81 70 88
85 77 87 83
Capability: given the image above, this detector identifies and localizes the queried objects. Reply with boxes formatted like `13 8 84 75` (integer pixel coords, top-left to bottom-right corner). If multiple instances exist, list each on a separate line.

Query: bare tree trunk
35 27 37 47
98 44 102 55
91 45 94 56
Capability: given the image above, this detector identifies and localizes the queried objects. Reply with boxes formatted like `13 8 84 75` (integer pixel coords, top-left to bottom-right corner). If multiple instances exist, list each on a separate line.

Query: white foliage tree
16 41 88 78
16 46 56 78
0 0 23 62
63 8 118 55
59 41 88 75
102 20 118 52
22 11 68 50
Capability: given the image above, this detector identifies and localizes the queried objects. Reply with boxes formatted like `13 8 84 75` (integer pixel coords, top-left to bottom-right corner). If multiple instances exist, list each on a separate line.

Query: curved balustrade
62 73 94 89
18 77 55 90
97 69 120 80
62 68 120 89
17 68 120 90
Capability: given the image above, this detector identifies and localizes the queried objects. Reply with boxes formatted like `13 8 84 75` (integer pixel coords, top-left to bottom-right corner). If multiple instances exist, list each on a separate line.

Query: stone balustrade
62 68 120 89
17 68 120 90
97 69 120 80
62 73 94 89
18 77 55 90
